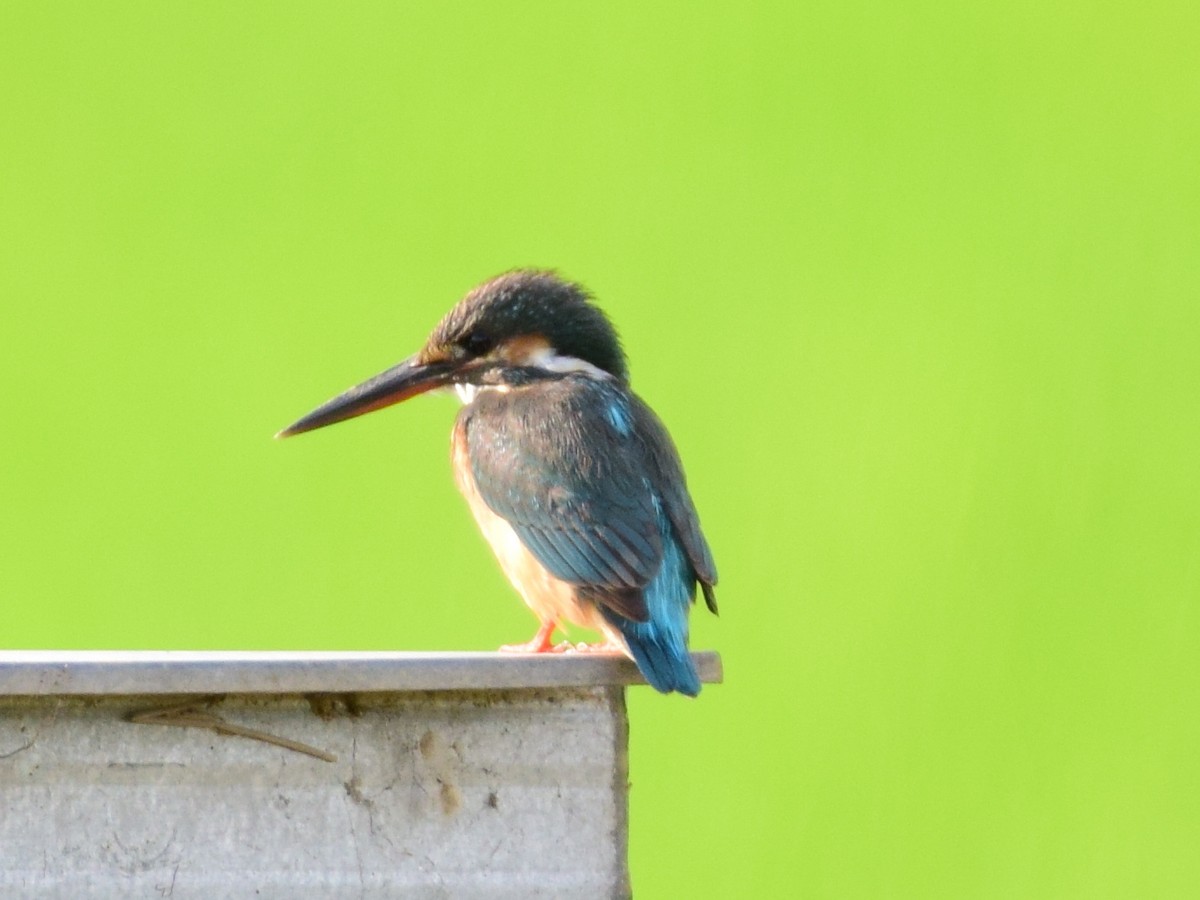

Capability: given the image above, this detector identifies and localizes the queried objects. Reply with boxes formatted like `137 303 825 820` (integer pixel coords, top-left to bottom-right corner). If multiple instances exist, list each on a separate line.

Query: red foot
499 620 560 654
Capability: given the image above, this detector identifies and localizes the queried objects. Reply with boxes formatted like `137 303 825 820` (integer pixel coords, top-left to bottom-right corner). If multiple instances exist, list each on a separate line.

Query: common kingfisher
278 270 718 696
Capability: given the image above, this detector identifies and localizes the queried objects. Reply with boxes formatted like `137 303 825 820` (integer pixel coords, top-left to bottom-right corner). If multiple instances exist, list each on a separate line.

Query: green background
2 2 1196 896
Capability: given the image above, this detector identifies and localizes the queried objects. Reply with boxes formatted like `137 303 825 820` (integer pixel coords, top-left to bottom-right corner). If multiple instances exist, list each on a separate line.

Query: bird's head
277 269 627 438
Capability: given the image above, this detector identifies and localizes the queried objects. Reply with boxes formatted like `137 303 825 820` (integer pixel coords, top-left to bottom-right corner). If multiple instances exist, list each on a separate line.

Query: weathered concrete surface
0 688 631 898
0 650 723 696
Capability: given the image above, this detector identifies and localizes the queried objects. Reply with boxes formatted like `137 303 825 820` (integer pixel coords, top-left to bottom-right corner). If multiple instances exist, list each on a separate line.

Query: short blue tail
602 516 702 697
610 615 702 696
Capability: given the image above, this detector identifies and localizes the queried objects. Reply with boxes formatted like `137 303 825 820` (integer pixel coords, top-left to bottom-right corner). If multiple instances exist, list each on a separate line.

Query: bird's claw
498 637 623 655
553 641 623 654
498 639 556 653
498 620 561 654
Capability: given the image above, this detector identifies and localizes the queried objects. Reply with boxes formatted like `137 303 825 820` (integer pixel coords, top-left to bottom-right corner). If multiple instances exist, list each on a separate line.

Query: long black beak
276 355 456 438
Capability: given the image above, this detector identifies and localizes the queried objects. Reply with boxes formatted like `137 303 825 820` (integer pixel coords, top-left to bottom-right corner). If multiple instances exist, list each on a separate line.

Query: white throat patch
455 382 511 405
525 346 612 380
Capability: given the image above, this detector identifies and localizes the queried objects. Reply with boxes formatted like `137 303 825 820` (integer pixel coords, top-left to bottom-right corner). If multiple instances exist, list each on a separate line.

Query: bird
278 270 718 696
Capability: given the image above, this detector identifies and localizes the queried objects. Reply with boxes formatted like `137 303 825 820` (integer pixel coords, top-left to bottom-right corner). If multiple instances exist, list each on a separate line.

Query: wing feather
629 397 719 611
466 378 662 621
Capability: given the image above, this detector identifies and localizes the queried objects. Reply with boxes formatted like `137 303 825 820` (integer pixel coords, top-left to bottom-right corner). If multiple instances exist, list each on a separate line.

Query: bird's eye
461 332 492 356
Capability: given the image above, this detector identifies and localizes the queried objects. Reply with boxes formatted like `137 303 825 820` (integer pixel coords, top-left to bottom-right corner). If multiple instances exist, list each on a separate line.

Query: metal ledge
0 650 723 696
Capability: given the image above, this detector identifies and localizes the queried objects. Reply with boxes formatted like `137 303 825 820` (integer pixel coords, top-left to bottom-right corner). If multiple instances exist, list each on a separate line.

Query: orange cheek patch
498 334 551 366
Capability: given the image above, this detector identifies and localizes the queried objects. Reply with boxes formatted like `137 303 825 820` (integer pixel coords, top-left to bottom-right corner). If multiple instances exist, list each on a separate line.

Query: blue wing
629 397 719 612
465 373 717 695
464 376 669 622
